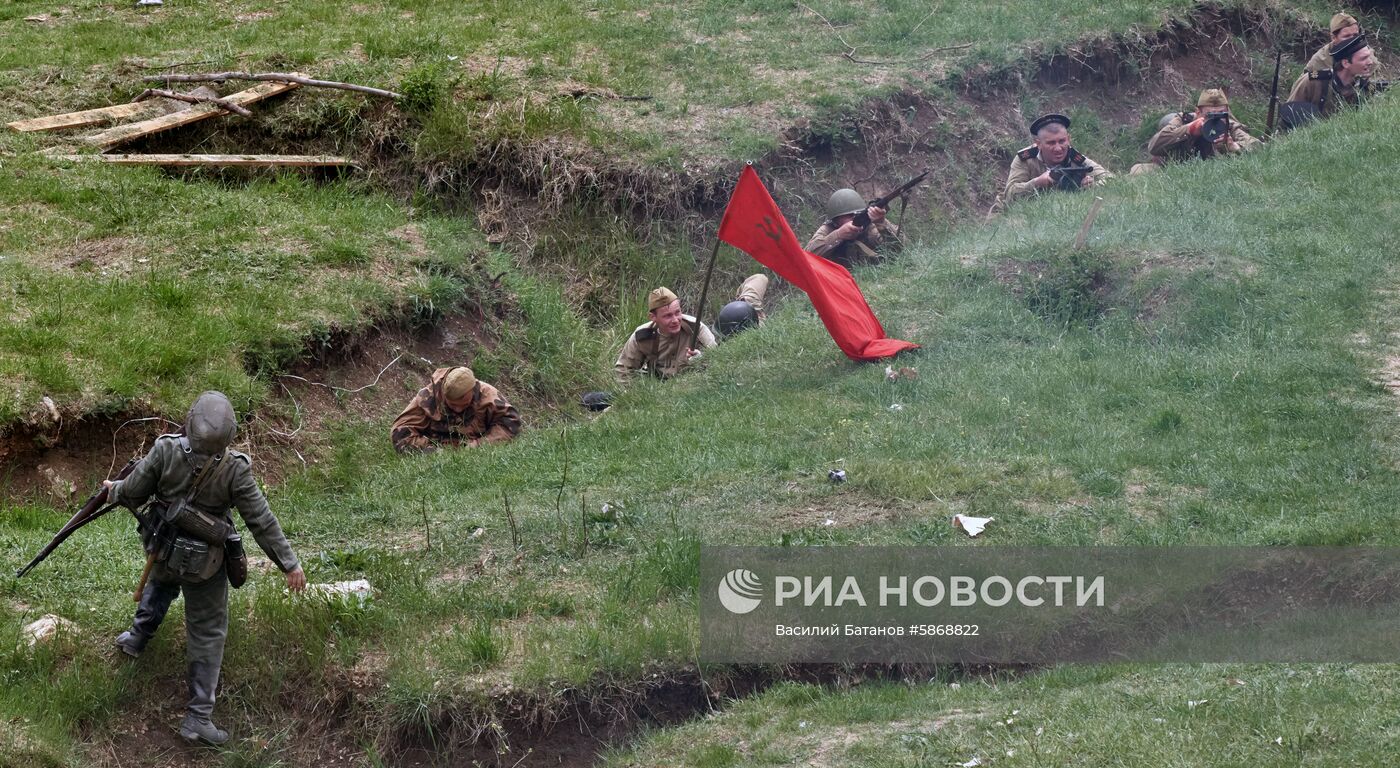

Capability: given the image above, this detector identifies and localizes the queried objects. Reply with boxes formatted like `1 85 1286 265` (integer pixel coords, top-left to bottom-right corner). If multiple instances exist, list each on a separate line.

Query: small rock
22 614 79 646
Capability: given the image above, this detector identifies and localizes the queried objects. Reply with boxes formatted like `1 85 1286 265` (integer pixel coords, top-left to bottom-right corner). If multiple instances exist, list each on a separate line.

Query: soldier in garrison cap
1286 34 1380 123
391 366 522 453
1306 13 1362 74
614 276 768 382
105 391 305 746
1130 89 1260 174
805 188 902 269
990 113 1113 214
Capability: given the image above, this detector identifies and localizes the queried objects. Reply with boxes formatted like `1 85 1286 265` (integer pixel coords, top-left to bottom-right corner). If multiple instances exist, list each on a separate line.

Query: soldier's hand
286 566 306 593
102 480 113 491
867 205 887 224
1033 171 1054 189
1080 175 1095 188
468 438 481 448
1187 117 1205 137
833 220 863 241
686 348 702 359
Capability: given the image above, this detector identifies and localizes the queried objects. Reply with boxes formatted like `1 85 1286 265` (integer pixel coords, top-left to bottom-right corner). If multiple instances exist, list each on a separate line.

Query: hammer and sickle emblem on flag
757 216 782 244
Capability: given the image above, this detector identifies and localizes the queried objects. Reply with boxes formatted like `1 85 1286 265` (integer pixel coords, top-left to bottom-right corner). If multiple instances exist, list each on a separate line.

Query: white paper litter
953 514 994 537
960 758 984 768
306 579 373 604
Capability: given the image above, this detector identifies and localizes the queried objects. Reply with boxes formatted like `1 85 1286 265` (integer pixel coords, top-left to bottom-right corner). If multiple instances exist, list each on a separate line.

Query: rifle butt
133 552 157 602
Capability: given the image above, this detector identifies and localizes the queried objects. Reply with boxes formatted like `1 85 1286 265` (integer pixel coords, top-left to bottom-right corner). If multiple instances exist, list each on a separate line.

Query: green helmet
186 391 237 456
1158 111 1179 129
825 188 866 221
716 300 759 336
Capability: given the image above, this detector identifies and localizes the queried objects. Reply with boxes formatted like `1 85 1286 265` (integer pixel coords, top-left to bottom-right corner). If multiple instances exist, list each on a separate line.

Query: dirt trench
8 4 1374 766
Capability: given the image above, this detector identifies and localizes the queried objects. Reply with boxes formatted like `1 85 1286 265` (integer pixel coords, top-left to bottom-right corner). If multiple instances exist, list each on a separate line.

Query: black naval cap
1029 113 1071 135
1331 33 1368 63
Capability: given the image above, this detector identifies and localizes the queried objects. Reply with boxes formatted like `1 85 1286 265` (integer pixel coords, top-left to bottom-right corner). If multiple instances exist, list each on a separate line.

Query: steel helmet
186 391 237 456
825 188 865 221
716 300 759 336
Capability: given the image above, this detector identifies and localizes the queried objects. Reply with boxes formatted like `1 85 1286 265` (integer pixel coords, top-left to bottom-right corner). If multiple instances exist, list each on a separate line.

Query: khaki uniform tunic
992 146 1113 213
391 367 522 453
1287 70 1374 119
1305 44 1332 74
1147 114 1260 163
614 316 717 382
805 220 901 268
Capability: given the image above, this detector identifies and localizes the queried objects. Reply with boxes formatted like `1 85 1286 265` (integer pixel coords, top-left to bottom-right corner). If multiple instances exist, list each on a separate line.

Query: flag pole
689 237 721 351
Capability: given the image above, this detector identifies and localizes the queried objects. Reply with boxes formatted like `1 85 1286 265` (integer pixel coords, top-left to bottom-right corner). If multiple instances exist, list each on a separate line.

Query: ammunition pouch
165 535 211 577
159 497 235 545
226 535 248 589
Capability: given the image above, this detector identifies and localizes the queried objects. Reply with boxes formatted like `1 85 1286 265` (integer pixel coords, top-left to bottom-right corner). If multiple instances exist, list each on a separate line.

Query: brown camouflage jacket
391 368 522 453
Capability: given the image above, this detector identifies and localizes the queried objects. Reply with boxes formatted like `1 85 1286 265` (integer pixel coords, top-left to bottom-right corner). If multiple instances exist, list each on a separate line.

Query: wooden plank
48 154 356 168
7 101 167 133
83 81 299 149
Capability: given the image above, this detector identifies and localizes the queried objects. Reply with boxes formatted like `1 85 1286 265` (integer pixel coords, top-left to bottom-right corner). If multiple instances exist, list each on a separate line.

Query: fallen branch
134 88 254 117
844 42 975 66
143 71 401 100
278 353 404 394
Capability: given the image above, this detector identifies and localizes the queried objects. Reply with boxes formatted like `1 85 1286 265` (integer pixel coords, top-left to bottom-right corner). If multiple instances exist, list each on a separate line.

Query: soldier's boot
179 661 228 746
115 580 180 658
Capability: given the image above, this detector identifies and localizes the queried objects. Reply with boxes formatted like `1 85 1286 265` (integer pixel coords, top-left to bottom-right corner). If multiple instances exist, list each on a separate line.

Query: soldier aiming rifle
806 170 927 269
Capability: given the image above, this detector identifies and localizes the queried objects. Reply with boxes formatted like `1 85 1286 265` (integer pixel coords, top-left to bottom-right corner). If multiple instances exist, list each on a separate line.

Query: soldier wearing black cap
991 113 1113 214
1305 13 1362 74
1286 34 1380 123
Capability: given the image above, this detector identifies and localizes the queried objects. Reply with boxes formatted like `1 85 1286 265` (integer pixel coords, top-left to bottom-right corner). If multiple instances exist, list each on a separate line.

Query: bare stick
1073 197 1106 250
797 3 858 58
109 416 181 477
279 353 403 394
420 497 432 551
502 491 520 550
134 88 254 117
844 43 974 66
555 428 570 526
143 71 401 100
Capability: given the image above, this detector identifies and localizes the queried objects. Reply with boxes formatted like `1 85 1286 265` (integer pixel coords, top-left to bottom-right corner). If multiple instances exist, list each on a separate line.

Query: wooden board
49 154 356 168
83 81 299 149
7 101 167 133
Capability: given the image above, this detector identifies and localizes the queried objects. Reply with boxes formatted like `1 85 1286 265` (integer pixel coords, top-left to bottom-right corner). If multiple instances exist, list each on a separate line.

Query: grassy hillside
0 0 1349 425
3 1 1397 766
4 62 1400 766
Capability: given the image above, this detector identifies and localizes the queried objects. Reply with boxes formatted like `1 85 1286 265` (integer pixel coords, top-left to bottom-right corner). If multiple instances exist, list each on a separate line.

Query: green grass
603 665 1400 766
2 0 1397 764
6 87 1400 764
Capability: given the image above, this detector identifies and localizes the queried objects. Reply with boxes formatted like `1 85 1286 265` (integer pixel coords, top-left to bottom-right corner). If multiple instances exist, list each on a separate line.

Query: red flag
717 165 919 361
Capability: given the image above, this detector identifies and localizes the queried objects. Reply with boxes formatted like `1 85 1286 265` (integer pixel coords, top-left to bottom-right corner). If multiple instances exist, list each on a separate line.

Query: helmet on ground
826 188 866 221
186 391 237 456
716 300 759 337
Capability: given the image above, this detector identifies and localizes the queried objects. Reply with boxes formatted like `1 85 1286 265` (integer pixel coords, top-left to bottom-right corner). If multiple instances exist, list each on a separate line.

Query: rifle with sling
15 459 138 578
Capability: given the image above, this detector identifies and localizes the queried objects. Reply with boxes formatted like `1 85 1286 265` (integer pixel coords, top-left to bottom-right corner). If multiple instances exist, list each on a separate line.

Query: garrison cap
444 366 477 402
1331 33 1368 63
1029 113 1071 135
1196 88 1229 108
1330 12 1358 35
648 287 678 312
